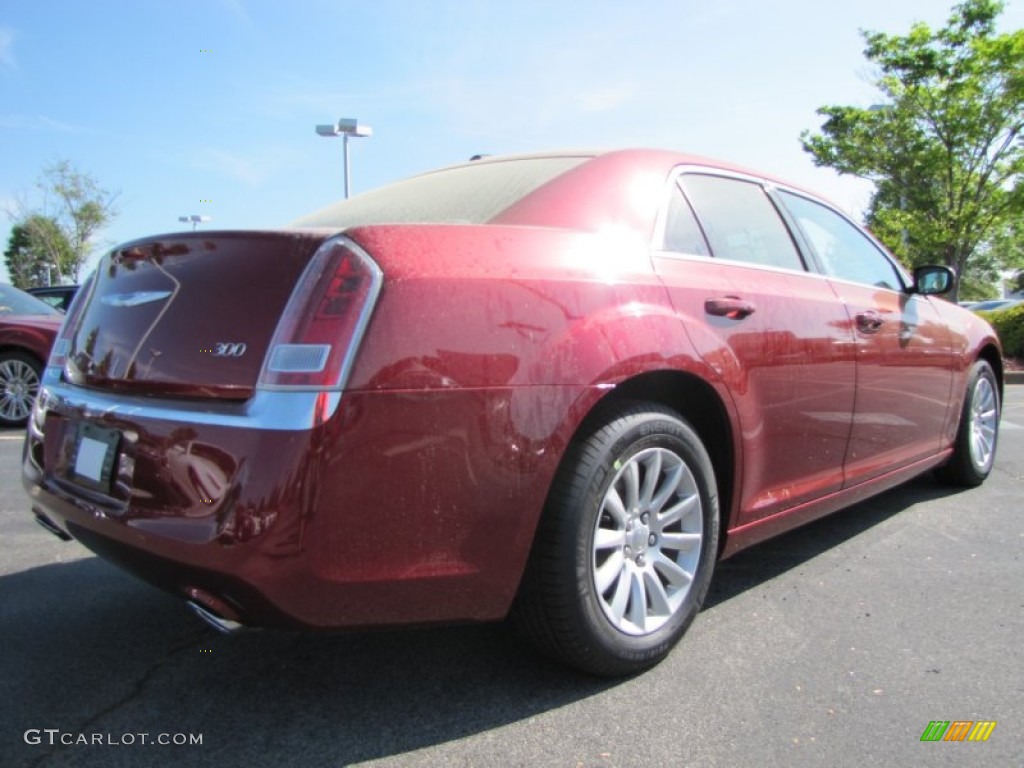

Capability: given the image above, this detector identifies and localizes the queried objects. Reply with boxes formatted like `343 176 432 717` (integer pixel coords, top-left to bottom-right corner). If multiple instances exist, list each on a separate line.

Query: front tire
0 351 42 428
935 359 1000 487
512 402 719 676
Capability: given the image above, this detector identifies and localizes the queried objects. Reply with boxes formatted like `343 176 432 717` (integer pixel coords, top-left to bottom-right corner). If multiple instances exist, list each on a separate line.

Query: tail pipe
186 600 244 634
34 511 72 541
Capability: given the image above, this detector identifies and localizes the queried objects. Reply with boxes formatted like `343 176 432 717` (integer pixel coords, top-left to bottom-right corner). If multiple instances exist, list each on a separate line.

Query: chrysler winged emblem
100 290 173 307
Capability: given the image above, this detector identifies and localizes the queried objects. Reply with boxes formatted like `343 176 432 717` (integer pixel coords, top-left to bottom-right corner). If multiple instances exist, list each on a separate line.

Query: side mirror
913 265 955 296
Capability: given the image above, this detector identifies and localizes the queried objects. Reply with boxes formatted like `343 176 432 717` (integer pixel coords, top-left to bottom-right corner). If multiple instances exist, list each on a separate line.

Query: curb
1006 370 1024 385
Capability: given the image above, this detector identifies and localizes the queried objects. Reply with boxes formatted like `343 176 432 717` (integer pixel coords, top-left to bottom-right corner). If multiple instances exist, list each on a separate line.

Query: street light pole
178 215 211 231
343 132 351 199
316 118 373 198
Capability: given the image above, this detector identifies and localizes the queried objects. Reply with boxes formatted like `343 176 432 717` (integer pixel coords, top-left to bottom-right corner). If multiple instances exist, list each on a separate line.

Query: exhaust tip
34 512 72 541
187 600 244 634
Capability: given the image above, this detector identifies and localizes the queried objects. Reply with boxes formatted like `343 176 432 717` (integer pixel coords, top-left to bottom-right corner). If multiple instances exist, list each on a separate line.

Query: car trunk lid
63 231 330 399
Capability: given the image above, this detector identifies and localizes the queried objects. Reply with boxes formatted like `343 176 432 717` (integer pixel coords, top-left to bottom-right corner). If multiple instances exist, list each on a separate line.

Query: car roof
482 149 843 237
461 148 828 197
293 149 848 238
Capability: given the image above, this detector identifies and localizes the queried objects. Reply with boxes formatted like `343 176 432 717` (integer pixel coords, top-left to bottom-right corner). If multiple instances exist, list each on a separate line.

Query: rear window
0 284 61 316
291 156 589 229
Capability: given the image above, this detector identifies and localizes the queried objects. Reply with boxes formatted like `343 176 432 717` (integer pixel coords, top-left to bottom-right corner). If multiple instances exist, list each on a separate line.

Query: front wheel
935 359 1000 487
0 351 42 428
512 402 719 676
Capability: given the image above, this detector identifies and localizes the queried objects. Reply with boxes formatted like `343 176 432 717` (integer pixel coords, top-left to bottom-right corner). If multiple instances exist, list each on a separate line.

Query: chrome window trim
652 246 911 300
653 165 811 274
651 248 838 281
654 165 915 293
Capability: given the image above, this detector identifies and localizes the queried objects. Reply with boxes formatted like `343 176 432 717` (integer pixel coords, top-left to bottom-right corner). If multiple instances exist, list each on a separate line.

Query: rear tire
935 359 999 487
512 402 719 676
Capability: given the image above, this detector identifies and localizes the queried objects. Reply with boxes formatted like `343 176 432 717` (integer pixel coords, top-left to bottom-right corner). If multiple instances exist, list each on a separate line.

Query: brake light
48 273 97 372
258 236 383 390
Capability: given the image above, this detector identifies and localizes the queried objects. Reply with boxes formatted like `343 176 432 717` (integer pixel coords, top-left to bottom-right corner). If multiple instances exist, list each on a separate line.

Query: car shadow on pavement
705 475 971 609
3 555 615 768
4 476 969 768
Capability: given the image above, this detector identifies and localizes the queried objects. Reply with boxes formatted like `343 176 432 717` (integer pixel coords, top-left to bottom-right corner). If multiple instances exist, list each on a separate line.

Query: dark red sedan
0 285 62 427
23 150 1002 675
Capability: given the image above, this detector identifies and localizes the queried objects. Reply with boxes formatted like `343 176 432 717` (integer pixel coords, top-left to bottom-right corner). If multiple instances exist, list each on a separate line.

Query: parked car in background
971 298 1023 313
27 284 80 313
0 285 63 427
23 149 1003 675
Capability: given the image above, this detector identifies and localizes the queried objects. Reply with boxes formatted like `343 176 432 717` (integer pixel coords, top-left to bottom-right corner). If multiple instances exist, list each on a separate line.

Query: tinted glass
681 174 804 271
779 191 903 291
0 284 61 316
662 185 710 256
292 156 588 229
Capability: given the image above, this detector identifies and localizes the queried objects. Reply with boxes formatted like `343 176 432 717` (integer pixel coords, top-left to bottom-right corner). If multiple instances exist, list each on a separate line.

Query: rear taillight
258 235 382 390
48 273 97 371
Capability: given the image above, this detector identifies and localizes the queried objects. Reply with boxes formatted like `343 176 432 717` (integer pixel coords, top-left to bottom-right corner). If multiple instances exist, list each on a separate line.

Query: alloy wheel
968 374 998 471
0 358 40 423
591 447 704 636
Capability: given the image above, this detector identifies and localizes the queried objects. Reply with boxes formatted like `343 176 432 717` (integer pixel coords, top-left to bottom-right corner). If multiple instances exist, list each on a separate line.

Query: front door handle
856 311 884 333
705 296 756 320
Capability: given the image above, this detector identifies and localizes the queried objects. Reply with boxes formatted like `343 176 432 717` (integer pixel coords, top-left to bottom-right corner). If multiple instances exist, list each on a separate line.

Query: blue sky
2 0 1023 283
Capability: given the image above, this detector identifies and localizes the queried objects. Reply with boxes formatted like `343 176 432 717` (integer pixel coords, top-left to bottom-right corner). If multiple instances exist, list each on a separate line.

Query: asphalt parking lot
2 386 1021 768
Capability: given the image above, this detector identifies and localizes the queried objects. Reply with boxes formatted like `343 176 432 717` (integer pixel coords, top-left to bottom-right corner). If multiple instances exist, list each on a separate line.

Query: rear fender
525 299 718 389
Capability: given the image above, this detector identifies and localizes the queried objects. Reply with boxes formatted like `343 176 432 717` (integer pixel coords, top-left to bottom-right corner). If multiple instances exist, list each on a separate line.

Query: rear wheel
512 402 719 676
935 359 1000 487
0 351 42 427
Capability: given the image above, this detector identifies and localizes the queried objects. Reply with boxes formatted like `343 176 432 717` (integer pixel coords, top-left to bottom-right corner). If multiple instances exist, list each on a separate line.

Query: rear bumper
23 371 342 628
23 371 578 629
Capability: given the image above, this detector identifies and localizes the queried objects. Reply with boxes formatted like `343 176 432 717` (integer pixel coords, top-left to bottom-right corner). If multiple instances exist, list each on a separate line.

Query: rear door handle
856 311 884 333
705 297 756 320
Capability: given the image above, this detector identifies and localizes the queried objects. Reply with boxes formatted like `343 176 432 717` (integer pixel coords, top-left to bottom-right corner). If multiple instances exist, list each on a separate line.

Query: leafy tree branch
801 0 1024 299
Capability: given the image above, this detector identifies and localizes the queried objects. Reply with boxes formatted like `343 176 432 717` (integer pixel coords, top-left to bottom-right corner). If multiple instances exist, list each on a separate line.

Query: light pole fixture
316 118 373 198
178 215 212 231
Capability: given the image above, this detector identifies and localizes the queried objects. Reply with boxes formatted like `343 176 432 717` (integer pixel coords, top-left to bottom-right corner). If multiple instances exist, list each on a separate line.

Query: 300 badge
211 342 247 357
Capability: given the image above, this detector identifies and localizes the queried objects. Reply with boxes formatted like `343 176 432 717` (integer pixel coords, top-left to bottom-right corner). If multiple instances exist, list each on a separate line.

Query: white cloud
197 147 267 185
0 114 81 132
220 0 251 26
413 69 642 143
381 7 670 144
0 194 19 220
575 84 634 114
188 145 303 186
251 85 401 121
0 27 16 72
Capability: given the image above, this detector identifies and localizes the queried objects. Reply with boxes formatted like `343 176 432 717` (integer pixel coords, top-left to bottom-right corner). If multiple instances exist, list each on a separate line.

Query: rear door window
662 186 711 256
680 174 805 272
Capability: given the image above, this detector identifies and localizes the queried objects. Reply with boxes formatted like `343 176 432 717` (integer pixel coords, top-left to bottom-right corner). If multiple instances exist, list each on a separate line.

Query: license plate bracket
70 422 120 494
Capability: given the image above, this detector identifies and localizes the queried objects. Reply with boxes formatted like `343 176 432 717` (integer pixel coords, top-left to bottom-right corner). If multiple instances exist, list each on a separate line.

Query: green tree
3 216 73 289
11 159 118 283
989 216 1024 296
1011 269 1024 295
801 0 1024 299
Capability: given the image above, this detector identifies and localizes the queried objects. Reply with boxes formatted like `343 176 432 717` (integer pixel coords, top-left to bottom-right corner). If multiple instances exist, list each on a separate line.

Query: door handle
705 297 756 320
856 311 884 333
